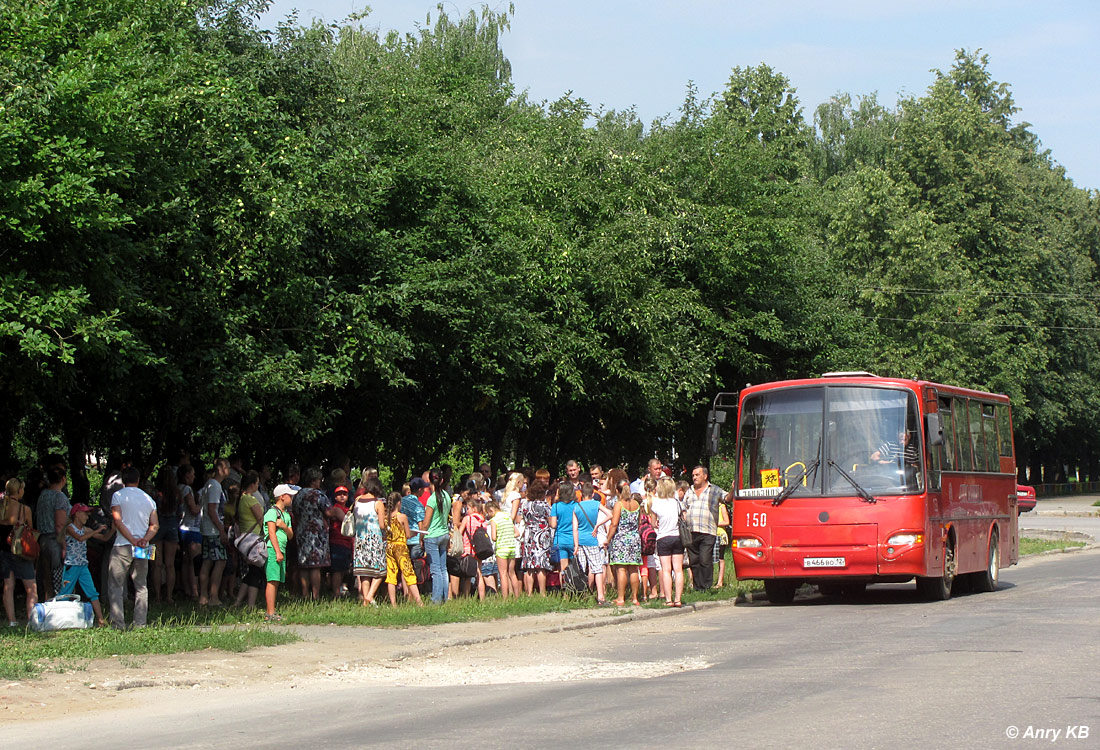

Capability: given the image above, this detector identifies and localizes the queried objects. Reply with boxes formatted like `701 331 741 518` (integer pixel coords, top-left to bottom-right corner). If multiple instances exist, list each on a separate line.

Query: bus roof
738 376 1010 404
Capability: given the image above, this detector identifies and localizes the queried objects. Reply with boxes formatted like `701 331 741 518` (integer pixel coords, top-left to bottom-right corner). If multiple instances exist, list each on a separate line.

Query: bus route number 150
745 512 767 528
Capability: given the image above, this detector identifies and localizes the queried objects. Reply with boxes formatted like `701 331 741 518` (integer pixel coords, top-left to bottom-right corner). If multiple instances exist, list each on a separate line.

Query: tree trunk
1028 450 1042 485
63 419 90 504
490 428 506 479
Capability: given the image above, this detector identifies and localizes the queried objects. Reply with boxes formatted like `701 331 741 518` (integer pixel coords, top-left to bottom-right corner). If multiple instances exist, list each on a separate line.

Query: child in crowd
59 503 112 626
460 496 489 599
264 484 295 622
328 485 353 598
383 492 423 607
643 477 661 601
488 499 519 599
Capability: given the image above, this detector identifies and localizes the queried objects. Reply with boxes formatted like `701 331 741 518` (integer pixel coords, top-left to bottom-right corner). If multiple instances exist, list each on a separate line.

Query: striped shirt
492 510 516 552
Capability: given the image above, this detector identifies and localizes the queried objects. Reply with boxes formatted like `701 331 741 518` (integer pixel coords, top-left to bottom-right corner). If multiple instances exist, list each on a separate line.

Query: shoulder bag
234 530 268 566
677 498 694 548
9 522 39 561
9 503 39 561
446 523 479 577
340 503 356 537
459 524 479 577
232 494 267 566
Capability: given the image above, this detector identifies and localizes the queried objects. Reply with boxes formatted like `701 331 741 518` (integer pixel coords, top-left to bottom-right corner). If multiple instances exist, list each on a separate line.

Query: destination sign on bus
738 487 782 498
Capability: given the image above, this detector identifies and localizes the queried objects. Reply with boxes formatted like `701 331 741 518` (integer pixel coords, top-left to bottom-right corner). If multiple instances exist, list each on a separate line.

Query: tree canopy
2 2 1096 493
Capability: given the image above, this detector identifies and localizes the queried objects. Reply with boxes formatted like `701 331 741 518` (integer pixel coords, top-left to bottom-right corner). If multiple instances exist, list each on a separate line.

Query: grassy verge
151 550 759 628
1020 536 1087 555
0 622 296 680
152 578 760 628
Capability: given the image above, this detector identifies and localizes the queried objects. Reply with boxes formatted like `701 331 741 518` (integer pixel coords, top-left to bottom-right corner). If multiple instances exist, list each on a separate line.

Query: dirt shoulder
0 601 715 724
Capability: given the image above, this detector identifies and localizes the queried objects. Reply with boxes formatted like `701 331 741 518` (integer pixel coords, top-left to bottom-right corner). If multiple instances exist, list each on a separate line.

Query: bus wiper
771 459 820 507
827 460 878 504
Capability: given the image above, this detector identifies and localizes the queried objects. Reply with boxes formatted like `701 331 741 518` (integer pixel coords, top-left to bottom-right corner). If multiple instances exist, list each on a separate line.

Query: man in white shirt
630 458 664 495
108 466 159 630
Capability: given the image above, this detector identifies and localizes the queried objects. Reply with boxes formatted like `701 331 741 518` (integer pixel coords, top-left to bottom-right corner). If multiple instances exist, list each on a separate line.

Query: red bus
730 372 1019 603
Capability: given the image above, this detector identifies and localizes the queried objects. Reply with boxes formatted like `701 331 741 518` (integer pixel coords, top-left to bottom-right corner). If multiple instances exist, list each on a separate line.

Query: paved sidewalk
1033 493 1099 517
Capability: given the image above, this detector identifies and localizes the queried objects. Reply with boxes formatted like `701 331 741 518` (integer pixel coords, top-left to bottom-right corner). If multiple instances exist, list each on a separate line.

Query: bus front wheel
917 538 956 601
764 579 799 604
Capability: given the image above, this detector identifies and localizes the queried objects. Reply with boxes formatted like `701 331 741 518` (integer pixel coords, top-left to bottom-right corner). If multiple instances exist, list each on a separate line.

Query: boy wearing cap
263 484 295 621
59 503 112 626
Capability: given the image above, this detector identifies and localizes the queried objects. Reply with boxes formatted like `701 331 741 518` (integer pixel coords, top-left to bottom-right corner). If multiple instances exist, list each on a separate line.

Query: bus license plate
803 557 846 568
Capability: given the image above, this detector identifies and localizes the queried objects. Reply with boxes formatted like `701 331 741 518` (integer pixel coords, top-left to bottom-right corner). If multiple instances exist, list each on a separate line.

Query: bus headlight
733 538 762 548
887 533 922 546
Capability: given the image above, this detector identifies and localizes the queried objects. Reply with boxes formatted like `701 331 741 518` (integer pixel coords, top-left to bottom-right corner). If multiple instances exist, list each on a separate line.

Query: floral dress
352 498 386 578
609 506 642 565
292 488 332 568
520 498 552 571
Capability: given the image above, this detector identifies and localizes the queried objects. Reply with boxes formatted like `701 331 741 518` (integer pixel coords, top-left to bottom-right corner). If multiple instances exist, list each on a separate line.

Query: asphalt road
5 548 1097 749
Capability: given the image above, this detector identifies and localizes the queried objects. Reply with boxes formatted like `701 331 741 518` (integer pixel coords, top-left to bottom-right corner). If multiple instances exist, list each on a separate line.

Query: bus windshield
738 385 922 497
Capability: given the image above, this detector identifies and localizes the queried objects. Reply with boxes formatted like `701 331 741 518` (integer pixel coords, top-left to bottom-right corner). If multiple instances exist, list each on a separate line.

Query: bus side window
967 399 985 472
956 398 974 471
938 397 956 471
996 405 1013 458
981 403 998 472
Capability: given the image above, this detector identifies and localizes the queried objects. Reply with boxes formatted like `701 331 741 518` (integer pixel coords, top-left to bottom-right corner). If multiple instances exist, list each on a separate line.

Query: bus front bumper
732 524 926 579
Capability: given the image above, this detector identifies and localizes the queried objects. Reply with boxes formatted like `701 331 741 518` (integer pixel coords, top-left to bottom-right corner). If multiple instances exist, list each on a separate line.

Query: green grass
148 549 758 629
0 621 296 680
1020 536 1087 555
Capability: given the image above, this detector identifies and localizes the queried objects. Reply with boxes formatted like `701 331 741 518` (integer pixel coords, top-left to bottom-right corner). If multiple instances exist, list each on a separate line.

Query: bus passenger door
923 388 943 519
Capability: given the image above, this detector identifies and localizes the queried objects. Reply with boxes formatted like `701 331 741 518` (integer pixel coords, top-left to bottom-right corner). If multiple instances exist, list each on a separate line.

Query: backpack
561 555 588 595
638 511 657 556
471 526 494 560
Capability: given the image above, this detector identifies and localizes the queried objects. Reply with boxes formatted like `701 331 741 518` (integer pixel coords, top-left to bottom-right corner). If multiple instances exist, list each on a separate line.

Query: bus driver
870 430 919 466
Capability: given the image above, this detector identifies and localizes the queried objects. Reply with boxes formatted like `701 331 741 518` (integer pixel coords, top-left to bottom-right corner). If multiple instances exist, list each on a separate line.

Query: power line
865 315 1100 332
857 286 1100 302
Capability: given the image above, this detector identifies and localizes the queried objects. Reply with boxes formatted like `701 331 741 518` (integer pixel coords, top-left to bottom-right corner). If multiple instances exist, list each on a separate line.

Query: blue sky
259 1 1100 189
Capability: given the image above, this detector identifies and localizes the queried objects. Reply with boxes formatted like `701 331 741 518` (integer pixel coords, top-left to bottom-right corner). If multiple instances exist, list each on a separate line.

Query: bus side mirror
926 413 943 447
705 409 728 456
706 422 721 456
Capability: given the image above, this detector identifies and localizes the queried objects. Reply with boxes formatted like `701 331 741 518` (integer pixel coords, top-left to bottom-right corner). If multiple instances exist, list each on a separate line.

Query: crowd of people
0 453 734 628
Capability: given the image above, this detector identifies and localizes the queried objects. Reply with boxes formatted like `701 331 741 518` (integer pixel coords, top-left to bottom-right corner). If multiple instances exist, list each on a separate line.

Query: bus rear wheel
917 538 956 601
970 529 1000 593
764 579 799 604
